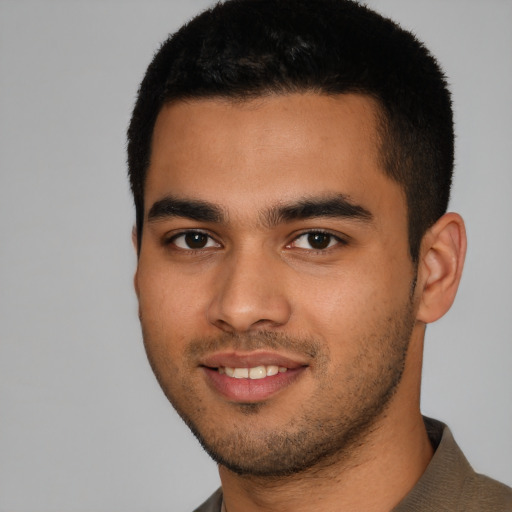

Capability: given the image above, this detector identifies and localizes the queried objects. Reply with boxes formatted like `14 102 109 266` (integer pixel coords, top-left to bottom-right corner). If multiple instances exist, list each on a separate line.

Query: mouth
217 365 288 379
200 351 309 403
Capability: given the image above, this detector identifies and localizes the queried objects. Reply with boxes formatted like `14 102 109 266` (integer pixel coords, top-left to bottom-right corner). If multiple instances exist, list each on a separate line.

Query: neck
219 328 433 512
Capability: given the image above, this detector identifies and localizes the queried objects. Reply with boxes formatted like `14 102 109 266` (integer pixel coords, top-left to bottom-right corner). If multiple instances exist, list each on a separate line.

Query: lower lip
202 367 307 403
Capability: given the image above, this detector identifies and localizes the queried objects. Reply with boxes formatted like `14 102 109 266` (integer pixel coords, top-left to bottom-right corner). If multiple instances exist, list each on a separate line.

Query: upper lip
200 350 309 369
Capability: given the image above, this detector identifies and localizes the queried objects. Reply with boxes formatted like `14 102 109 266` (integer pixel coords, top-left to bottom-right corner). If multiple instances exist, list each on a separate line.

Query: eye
289 231 342 250
170 231 220 250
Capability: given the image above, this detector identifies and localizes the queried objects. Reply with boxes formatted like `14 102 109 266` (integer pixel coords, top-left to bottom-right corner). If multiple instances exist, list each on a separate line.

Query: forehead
146 93 403 222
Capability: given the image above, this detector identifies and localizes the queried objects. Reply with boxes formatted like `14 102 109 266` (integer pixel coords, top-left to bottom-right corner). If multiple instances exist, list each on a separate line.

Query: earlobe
133 271 140 299
416 213 467 323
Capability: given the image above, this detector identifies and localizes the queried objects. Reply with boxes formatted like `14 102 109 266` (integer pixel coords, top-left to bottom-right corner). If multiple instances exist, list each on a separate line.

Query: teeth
233 368 249 379
249 366 266 379
266 365 279 376
220 365 287 379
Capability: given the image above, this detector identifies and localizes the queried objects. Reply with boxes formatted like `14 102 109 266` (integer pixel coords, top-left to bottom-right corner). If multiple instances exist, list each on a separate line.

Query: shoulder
461 472 512 511
192 488 223 512
393 417 512 511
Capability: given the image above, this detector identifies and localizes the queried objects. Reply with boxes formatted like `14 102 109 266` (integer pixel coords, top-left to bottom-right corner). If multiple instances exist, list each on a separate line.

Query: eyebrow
147 196 225 223
146 194 372 226
263 194 373 227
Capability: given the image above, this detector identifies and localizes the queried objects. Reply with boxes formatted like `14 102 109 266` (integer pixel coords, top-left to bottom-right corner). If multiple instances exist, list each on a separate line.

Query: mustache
184 331 324 361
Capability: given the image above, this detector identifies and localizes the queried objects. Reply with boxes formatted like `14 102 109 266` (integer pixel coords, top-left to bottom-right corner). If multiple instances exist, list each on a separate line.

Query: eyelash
287 230 348 252
164 229 348 253
165 230 221 252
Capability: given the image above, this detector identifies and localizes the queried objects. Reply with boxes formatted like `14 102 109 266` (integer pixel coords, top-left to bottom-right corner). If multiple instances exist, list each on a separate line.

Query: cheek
136 262 210 347
290 260 408 345
136 267 204 394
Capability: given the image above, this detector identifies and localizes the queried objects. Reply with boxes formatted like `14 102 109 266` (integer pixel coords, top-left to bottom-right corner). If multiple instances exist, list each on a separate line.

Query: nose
207 248 292 333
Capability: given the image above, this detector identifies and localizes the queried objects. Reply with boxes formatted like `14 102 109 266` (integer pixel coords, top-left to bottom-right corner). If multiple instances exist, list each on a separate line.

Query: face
135 93 419 476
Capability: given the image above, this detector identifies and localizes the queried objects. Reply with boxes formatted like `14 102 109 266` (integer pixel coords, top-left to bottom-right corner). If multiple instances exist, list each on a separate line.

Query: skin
134 93 466 511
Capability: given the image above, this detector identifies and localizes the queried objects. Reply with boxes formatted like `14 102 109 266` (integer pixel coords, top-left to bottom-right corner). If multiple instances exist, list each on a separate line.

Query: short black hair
128 0 453 261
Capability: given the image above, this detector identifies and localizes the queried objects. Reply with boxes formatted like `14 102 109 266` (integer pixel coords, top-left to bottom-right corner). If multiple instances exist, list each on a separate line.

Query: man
127 0 512 510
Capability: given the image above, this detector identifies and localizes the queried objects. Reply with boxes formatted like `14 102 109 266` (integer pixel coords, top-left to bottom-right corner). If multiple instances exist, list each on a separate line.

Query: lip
202 366 307 403
200 350 307 370
200 351 309 403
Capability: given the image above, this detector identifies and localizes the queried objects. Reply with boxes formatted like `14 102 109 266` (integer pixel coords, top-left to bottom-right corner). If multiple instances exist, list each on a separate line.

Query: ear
131 225 138 252
132 226 140 298
416 212 467 323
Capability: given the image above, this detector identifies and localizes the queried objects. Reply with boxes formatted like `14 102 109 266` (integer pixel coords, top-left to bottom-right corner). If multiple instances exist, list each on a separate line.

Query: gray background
0 1 511 511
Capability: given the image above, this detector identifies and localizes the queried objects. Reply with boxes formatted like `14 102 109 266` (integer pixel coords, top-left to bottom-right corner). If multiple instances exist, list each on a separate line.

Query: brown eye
184 232 208 249
289 231 343 251
307 233 331 249
171 231 220 250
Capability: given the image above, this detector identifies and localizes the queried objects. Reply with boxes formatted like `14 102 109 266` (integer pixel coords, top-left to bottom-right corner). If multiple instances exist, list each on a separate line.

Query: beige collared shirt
193 418 512 512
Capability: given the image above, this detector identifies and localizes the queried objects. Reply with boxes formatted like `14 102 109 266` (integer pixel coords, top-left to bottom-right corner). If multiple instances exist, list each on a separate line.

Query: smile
218 365 288 379
200 351 309 402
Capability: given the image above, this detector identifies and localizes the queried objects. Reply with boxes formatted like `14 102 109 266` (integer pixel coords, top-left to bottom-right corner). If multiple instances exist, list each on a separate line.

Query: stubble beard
141 300 416 479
